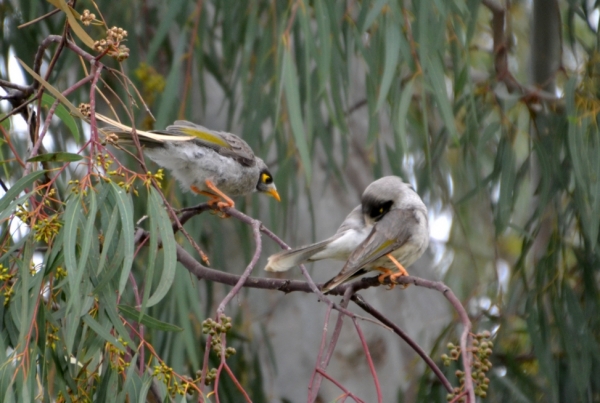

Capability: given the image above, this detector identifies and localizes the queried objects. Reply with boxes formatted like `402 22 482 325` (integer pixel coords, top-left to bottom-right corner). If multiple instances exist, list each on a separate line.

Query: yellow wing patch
179 127 230 148
374 239 394 254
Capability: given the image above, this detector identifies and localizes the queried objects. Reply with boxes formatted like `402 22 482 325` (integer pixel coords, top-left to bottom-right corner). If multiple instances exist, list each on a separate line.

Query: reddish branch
481 0 562 105
315 368 365 403
352 319 383 402
308 287 355 403
351 294 453 393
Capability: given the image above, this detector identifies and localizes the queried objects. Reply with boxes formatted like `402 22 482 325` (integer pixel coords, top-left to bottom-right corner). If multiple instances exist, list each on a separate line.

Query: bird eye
369 200 393 221
261 173 273 184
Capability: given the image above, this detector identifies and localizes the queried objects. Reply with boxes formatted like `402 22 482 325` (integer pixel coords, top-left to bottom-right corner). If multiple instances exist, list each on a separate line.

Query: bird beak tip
267 188 281 202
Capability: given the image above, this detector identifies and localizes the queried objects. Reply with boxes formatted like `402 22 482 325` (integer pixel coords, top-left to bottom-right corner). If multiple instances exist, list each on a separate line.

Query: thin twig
223 363 252 403
23 73 95 176
352 319 382 403
315 368 365 403
307 304 333 399
350 294 453 394
308 287 353 402
481 0 563 106
216 218 261 316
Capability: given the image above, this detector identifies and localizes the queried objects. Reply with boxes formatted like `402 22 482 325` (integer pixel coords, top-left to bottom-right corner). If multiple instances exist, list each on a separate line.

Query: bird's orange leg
190 180 234 218
191 179 234 207
386 253 409 288
203 179 235 209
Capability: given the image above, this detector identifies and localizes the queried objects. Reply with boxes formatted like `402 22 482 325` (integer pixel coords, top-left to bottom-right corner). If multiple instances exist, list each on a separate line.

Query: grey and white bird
102 117 280 208
265 176 429 292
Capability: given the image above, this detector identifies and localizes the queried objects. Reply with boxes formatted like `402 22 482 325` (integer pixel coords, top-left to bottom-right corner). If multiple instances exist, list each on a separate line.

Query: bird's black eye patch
364 200 393 221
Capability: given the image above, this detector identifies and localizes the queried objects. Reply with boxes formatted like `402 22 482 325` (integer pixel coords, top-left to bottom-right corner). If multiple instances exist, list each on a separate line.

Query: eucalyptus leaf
117 305 182 332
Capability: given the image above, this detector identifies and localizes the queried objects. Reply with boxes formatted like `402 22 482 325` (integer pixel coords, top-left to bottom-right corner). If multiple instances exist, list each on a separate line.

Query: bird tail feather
264 240 332 272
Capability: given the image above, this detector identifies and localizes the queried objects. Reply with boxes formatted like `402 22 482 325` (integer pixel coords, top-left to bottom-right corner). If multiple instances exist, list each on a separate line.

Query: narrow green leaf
40 93 80 142
46 0 96 48
137 373 154 403
375 19 400 112
140 194 158 314
26 152 83 163
63 194 83 291
145 188 177 307
0 189 38 224
73 190 97 294
425 55 458 141
64 192 97 353
110 183 135 294
17 238 36 343
97 205 119 275
95 363 119 403
118 305 182 332
17 59 86 120
315 0 331 94
495 138 516 234
146 0 186 63
361 0 389 32
395 79 415 154
282 47 312 182
122 353 142 402
98 288 135 347
155 34 187 129
0 170 45 213
93 228 126 294
81 314 125 352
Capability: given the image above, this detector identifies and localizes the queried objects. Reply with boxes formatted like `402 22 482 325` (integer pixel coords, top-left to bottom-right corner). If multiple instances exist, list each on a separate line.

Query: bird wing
160 121 256 167
322 208 420 290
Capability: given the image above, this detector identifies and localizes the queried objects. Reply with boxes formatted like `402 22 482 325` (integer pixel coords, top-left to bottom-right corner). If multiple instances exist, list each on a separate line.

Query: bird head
361 176 423 226
256 164 280 202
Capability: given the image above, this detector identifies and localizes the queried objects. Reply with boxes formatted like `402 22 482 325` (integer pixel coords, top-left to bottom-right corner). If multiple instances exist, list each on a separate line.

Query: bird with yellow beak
103 119 280 208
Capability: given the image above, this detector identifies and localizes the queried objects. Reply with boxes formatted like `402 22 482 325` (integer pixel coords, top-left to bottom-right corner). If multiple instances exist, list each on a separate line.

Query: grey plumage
265 176 429 292
264 205 368 272
103 121 279 200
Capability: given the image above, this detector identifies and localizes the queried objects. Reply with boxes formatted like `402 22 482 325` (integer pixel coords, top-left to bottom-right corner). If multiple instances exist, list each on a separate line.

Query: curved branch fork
169 204 476 403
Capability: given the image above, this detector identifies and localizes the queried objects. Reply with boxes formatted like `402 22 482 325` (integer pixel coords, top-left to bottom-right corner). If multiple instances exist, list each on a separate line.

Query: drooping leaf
40 93 80 142
145 187 177 307
118 305 182 332
282 47 312 182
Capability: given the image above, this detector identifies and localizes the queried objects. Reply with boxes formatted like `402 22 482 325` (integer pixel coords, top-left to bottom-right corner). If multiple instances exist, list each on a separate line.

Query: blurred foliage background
1 0 600 402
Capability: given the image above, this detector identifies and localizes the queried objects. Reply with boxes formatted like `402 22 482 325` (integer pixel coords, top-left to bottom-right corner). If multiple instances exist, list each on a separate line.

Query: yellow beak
267 188 281 202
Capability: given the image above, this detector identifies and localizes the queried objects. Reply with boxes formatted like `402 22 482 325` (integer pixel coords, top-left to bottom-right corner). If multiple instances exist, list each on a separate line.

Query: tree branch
482 0 564 107
351 294 453 394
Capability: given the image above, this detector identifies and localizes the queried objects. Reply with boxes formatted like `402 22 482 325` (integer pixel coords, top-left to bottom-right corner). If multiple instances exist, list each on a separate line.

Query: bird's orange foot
375 267 397 290
203 198 231 218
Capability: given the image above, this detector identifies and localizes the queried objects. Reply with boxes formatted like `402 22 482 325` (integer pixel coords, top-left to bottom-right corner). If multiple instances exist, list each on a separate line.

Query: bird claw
389 272 409 289
376 269 409 290
204 198 233 218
